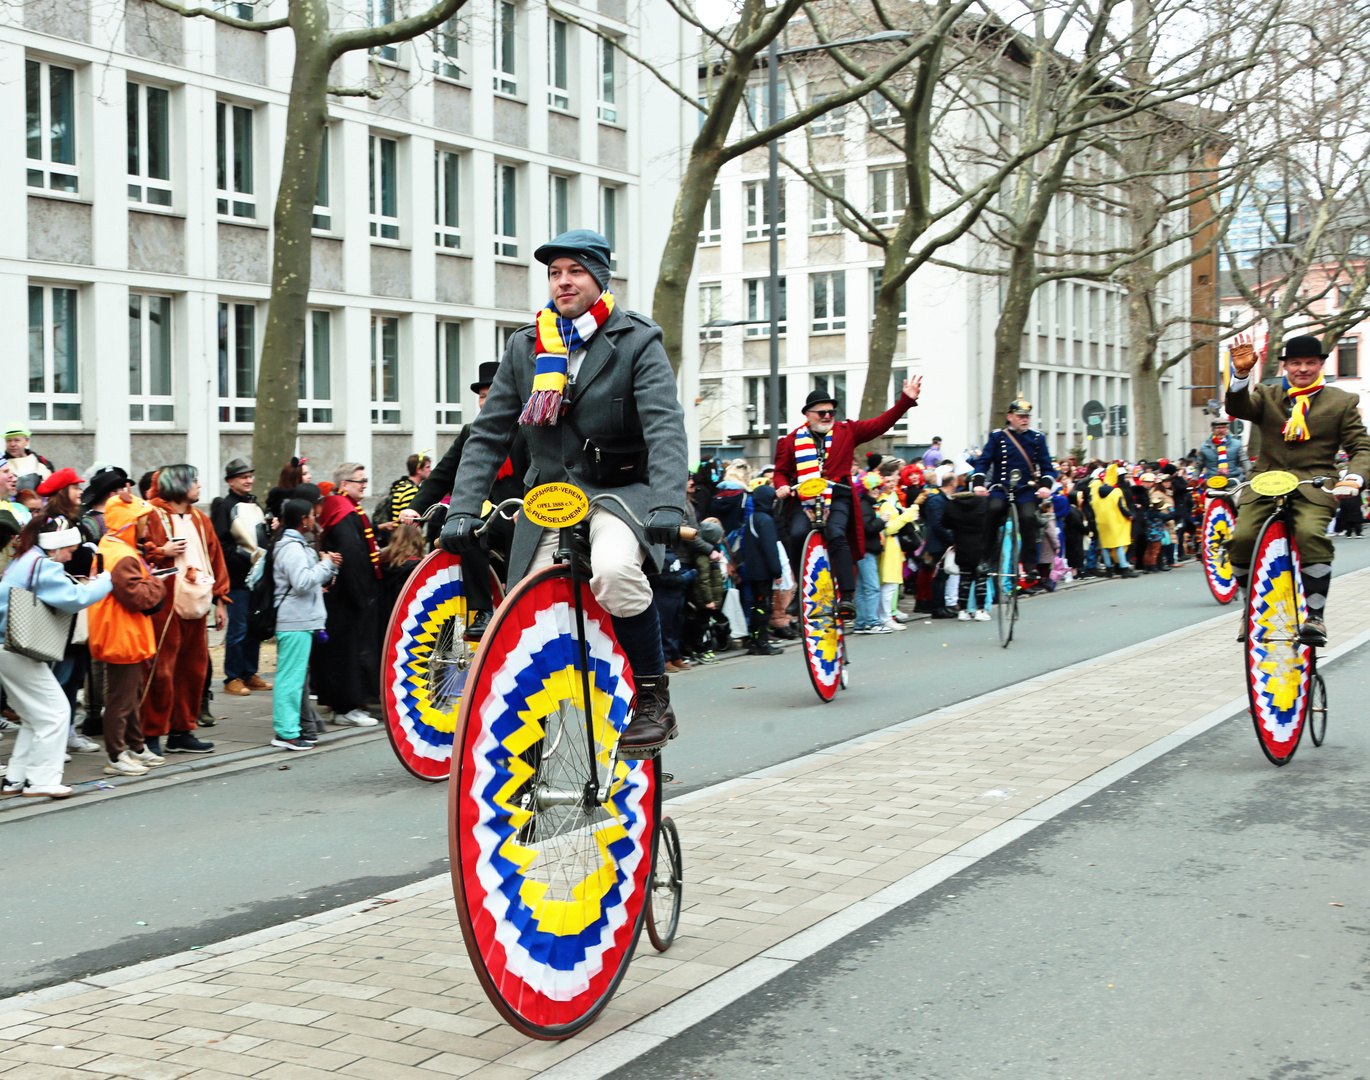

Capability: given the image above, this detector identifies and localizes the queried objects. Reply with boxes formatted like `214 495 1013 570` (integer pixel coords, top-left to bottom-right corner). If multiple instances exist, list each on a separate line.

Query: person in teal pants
270 500 340 750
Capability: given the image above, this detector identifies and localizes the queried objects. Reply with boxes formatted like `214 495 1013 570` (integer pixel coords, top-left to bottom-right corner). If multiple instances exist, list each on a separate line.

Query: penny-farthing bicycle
990 470 1022 648
1241 471 1330 766
449 486 686 1040
1201 475 1239 605
381 514 508 780
796 478 849 703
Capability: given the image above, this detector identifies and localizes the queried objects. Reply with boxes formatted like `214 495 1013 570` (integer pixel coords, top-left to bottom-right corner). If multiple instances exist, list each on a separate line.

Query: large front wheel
1202 496 1239 605
995 512 1020 649
799 529 845 702
1244 516 1311 766
449 565 657 1039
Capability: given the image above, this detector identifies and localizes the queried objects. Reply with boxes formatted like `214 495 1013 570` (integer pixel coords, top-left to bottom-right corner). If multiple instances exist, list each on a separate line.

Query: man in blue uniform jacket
970 397 1057 585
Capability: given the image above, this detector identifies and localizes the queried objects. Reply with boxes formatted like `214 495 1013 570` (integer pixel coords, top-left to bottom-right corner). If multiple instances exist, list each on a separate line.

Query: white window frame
436 319 464 427
869 92 899 129
808 92 845 137
600 184 621 272
745 179 786 240
369 133 401 241
129 292 174 424
745 374 787 435
493 0 518 96
745 276 787 337
494 161 519 257
217 299 258 424
743 83 783 131
548 17 571 110
699 282 722 340
871 268 907 328
598 36 619 123
371 314 402 426
435 147 461 249
28 283 81 424
811 371 846 418
127 81 172 208
27 59 79 195
870 167 906 226
699 187 721 244
549 173 570 237
313 125 333 232
369 0 398 62
299 309 333 426
811 271 846 333
216 101 256 220
432 13 466 80
810 174 844 234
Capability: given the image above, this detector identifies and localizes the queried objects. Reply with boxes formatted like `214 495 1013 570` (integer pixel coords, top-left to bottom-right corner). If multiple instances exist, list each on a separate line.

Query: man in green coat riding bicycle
1226 334 1370 645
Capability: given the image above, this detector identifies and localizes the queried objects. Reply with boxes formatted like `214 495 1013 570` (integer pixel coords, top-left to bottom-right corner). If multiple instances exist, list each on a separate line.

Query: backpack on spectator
722 494 754 571
245 537 282 642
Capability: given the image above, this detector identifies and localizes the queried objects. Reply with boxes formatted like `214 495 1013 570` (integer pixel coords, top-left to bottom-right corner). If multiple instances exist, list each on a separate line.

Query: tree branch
331 0 467 57
144 0 288 31
550 4 703 111
328 85 384 98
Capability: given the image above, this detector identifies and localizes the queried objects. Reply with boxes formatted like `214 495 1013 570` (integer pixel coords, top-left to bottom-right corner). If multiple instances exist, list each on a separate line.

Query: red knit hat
36 467 81 497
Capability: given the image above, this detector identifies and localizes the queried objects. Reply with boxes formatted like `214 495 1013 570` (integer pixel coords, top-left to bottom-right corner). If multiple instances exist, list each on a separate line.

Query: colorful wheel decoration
1202 496 1238 605
800 529 843 702
382 550 503 781
450 566 657 1039
1244 518 1310 766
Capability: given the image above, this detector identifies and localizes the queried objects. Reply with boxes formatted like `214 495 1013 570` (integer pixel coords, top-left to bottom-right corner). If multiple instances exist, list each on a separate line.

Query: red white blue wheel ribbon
1202 497 1238 605
800 530 842 702
1245 519 1310 762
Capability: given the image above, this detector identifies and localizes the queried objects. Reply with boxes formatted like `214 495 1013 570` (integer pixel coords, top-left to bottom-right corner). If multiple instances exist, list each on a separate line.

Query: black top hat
1282 334 1329 359
802 389 837 413
470 361 499 393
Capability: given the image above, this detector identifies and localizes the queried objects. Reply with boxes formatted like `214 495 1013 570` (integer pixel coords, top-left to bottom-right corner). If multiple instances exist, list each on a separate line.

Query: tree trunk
1127 282 1167 458
862 251 906 420
990 247 1041 421
653 152 724 373
251 0 332 481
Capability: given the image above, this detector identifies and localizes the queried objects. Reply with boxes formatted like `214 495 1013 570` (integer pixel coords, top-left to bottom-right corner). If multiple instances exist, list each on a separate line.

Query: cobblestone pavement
5 571 1366 1079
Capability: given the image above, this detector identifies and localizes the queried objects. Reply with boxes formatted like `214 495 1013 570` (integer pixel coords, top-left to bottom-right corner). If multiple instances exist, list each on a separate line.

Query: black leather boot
618 674 677 759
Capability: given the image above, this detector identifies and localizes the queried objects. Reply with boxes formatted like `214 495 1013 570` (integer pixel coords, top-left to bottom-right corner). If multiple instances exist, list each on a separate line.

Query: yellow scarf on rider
1282 374 1324 442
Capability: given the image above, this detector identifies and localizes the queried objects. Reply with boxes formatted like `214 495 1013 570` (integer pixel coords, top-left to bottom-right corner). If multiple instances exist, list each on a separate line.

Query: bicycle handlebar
432 493 698 542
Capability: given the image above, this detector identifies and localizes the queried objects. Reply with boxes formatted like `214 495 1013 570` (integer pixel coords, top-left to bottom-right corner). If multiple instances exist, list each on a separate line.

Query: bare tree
148 0 471 475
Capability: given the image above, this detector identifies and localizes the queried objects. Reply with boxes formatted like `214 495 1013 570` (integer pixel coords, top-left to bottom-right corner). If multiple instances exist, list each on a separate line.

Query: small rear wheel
646 816 683 951
1308 672 1328 747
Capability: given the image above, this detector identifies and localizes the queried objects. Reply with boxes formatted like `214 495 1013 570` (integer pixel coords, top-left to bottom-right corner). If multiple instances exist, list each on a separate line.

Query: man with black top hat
439 229 688 757
774 377 923 614
1226 333 1370 645
211 458 267 695
970 397 1057 584
402 361 528 638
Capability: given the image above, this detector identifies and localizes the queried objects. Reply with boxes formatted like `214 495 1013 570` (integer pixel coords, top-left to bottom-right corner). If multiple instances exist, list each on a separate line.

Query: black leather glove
439 512 483 554
643 507 684 547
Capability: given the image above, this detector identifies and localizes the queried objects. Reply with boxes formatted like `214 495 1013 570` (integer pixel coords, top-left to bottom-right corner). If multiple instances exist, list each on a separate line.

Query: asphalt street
6 543 1370 999
606 637 1370 1080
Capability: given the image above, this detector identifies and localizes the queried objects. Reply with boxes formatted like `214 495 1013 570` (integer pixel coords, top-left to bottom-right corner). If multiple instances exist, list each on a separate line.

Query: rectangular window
746 375 788 434
870 167 906 226
548 17 570 109
811 372 846 419
371 315 401 425
27 284 80 422
743 83 783 130
369 134 400 240
745 180 786 240
494 162 518 257
26 60 78 193
600 185 620 272
890 367 909 434
436 320 462 425
127 82 171 207
298 309 333 424
598 37 618 122
216 102 255 219
550 174 569 238
808 92 844 137
745 276 787 336
435 148 461 248
1338 337 1359 379
810 174 845 234
433 13 464 79
869 93 899 129
871 268 907 328
699 283 722 339
369 0 397 62
313 126 331 231
215 1 254 19
216 300 256 423
699 187 721 244
1072 283 1084 341
811 271 846 332
494 0 517 95
128 293 173 422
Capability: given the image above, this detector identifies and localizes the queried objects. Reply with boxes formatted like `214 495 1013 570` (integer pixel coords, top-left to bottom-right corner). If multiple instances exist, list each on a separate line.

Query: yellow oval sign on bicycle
523 482 590 528
1250 470 1299 498
1206 475 1232 490
797 477 829 499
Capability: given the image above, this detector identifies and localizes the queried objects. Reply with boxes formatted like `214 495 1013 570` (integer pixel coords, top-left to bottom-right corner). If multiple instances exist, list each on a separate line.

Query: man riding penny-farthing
436 229 690 1038
1226 334 1370 764
1197 412 1249 605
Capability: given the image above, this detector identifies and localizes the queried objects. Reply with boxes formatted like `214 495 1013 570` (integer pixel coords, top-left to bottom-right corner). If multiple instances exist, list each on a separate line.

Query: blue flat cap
534 229 612 269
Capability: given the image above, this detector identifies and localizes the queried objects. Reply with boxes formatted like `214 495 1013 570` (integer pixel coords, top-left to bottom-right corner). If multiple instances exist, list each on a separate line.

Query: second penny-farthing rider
439 229 688 757
970 397 1056 588
1226 334 1370 645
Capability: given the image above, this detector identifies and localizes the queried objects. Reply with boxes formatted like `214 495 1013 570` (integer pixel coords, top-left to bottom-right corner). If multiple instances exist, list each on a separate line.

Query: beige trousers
527 508 652 617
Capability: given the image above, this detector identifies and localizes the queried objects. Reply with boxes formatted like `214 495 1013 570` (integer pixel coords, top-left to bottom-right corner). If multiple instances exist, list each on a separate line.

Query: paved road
607 642 1370 1080
6 547 1370 996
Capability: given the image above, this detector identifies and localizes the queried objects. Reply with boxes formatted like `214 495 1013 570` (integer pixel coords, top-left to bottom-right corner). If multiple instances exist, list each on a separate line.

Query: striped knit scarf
519 291 616 426
793 426 833 510
1215 436 1227 472
1282 374 1325 442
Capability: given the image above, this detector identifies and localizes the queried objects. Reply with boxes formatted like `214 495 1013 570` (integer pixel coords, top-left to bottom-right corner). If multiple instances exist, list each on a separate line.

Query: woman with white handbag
0 518 112 798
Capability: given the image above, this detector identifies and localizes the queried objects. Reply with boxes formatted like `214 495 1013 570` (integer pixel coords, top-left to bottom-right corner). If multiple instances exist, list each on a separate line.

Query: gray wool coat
448 305 688 581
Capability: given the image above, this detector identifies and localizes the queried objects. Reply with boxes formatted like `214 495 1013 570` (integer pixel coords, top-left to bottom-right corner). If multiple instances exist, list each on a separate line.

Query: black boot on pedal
1298 616 1327 647
618 674 677 759
463 610 491 640
836 595 856 618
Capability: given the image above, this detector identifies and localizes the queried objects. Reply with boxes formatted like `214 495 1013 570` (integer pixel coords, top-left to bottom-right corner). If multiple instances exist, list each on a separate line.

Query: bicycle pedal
661 772 675 783
616 745 661 761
